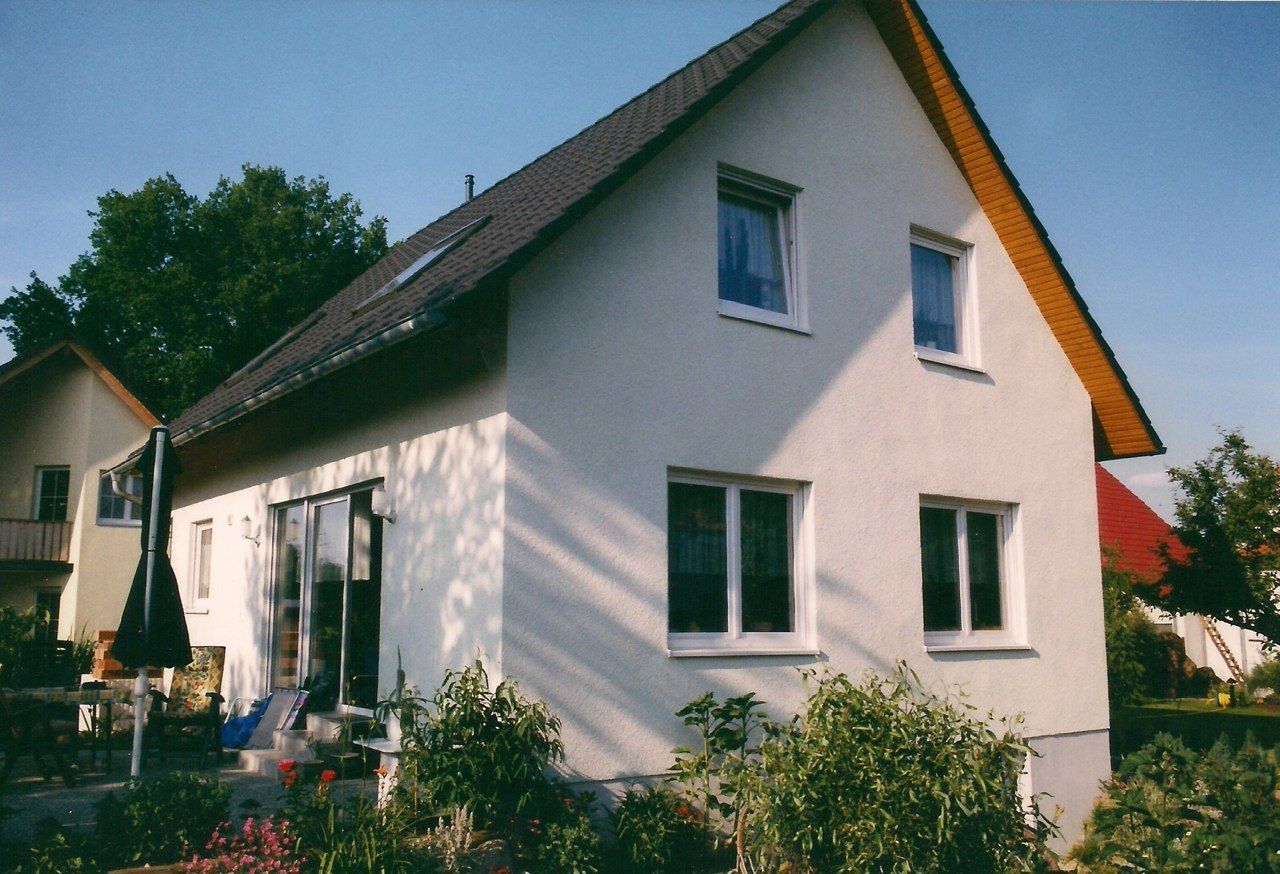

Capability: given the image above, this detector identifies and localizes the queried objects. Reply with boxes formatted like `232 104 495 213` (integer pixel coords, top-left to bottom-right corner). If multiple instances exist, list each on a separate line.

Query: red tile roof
1096 464 1185 581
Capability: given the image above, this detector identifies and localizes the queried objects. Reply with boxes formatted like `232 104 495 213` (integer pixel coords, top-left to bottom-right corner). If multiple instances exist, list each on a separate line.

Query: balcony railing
0 518 73 567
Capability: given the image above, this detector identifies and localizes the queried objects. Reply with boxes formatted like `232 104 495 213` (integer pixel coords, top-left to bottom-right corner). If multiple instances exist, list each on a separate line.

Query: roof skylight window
356 215 489 312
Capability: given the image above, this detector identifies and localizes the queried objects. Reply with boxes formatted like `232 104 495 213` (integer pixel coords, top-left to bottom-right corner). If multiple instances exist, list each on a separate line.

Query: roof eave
867 0 1163 460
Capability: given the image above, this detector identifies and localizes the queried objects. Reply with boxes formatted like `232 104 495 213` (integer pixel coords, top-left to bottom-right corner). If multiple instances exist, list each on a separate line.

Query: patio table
4 685 136 780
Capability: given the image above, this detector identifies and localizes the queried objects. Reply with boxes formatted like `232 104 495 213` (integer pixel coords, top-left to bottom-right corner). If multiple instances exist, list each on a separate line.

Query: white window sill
96 519 142 528
717 305 811 335
667 645 820 658
914 347 986 374
923 642 1031 654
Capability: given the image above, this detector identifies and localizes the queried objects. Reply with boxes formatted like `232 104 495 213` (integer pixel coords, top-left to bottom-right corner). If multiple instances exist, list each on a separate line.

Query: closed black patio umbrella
112 425 191 777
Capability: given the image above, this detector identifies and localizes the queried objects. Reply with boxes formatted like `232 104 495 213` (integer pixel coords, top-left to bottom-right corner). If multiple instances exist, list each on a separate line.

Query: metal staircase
1200 616 1245 682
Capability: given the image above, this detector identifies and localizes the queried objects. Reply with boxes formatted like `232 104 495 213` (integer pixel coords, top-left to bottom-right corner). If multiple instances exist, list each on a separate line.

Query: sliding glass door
270 489 383 708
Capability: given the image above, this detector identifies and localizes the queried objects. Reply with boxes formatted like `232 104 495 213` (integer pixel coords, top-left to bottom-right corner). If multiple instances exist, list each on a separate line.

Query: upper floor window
919 498 1023 650
667 471 813 655
97 472 143 525
911 228 976 367
717 167 802 331
33 467 70 521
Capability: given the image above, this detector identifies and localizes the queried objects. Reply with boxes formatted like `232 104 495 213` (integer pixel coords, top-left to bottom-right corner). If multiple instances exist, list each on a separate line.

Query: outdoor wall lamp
240 515 261 547
370 485 397 524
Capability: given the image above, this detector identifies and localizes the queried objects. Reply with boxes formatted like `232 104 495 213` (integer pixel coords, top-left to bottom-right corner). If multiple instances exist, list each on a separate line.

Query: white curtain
719 193 787 314
911 243 957 352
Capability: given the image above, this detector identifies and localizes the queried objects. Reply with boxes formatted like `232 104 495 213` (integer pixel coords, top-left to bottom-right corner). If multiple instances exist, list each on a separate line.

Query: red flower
281 770 298 788
320 769 337 784
676 805 691 818
277 759 297 773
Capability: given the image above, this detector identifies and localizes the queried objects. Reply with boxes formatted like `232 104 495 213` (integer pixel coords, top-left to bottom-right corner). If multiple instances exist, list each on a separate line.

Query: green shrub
1071 732 1280 872
282 764 429 873
609 785 706 873
11 823 103 873
396 660 563 830
1102 559 1169 705
746 664 1054 873
1247 658 1280 701
94 772 231 867
523 814 603 873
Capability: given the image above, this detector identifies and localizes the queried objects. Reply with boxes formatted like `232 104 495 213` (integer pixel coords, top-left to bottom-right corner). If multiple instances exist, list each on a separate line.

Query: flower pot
386 711 402 744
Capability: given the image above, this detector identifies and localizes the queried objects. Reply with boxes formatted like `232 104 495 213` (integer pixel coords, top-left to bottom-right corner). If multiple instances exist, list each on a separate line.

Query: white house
0 340 159 640
161 0 1163 845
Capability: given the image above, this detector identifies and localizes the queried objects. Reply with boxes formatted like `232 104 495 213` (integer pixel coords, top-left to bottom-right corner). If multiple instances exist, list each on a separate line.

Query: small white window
667 471 814 656
191 521 214 608
33 466 70 522
717 167 803 331
911 228 976 368
919 498 1023 650
97 472 143 526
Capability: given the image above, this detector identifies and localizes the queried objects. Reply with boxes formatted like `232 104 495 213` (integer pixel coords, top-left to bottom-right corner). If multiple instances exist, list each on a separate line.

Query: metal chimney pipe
464 174 475 202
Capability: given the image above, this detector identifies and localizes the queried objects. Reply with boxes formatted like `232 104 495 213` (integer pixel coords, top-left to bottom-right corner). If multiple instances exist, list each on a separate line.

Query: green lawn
1111 699 1280 760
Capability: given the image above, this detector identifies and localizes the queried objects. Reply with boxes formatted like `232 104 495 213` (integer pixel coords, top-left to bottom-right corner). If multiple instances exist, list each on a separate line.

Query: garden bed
1111 698 1280 758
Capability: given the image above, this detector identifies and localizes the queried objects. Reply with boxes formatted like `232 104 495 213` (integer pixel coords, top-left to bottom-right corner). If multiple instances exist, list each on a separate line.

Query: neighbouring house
158 0 1163 844
0 340 159 642
1095 463 1267 684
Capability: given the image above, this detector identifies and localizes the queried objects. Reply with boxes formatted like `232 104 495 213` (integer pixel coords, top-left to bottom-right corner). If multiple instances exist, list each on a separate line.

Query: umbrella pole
130 427 167 779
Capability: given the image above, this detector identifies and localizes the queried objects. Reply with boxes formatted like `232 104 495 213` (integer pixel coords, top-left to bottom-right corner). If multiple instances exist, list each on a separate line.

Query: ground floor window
667 471 813 655
919 498 1022 649
34 589 61 642
270 488 383 708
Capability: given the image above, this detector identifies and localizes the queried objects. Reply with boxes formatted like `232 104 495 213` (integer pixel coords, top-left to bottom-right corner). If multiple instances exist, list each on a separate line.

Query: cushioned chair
148 645 226 766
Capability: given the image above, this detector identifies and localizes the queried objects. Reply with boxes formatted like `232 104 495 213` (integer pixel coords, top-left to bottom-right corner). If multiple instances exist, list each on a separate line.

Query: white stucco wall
502 0 1107 845
169 368 506 707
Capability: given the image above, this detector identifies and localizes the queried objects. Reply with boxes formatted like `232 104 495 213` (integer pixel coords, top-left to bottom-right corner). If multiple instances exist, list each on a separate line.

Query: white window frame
32 465 71 522
96 471 143 527
189 520 214 612
910 227 980 371
667 470 816 657
919 497 1026 652
716 165 807 333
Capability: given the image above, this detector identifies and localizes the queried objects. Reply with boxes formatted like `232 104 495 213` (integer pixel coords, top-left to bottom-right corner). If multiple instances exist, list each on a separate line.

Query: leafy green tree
1101 553 1168 705
0 165 388 418
1146 431 1280 650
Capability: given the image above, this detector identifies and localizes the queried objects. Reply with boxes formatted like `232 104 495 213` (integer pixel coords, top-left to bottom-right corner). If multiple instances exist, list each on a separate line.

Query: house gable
167 0 1158 463
0 341 159 429
499 0 1109 775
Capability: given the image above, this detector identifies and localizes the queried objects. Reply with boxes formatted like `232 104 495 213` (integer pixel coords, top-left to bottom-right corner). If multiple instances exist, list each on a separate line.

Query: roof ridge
170 0 829 439
465 0 808 210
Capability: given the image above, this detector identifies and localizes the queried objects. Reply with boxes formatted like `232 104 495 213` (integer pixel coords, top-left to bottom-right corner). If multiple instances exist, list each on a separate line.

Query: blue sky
1 1 1276 517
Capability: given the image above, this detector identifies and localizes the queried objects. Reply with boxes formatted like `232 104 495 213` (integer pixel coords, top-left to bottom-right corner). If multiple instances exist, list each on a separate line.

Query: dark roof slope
171 0 833 439
172 0 1160 461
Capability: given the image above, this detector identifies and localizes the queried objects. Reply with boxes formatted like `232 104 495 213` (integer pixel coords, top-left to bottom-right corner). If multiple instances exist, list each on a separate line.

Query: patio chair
0 687 82 786
147 645 225 766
